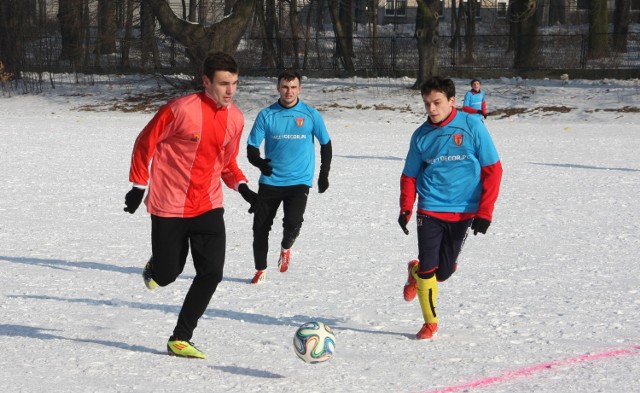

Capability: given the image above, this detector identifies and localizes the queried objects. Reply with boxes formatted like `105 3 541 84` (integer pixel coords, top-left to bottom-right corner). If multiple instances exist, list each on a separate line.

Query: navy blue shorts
416 214 471 282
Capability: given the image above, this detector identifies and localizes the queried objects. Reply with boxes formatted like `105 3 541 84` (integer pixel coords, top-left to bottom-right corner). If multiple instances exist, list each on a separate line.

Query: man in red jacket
123 52 257 359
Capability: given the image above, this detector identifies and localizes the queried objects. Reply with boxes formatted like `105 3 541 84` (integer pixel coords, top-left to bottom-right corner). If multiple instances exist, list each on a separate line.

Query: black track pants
252 184 309 271
150 208 225 341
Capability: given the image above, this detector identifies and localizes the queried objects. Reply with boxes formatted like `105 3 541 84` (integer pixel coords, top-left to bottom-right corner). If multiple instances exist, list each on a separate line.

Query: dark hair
470 79 480 86
420 77 456 100
277 69 302 85
202 52 238 79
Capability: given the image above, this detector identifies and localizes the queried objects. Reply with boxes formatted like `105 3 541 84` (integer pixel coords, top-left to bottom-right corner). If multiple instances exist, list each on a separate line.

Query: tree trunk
548 0 565 24
327 0 355 73
369 0 382 70
142 0 255 76
256 0 277 68
97 0 117 54
413 0 440 89
339 0 354 58
189 0 197 20
509 0 539 69
58 0 83 65
612 0 630 52
0 2 17 76
587 0 609 59
140 0 159 68
290 0 303 69
463 0 476 63
121 0 135 67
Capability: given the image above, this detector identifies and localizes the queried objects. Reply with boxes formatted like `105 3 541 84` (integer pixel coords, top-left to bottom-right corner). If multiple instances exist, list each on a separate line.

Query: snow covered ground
1 74 639 393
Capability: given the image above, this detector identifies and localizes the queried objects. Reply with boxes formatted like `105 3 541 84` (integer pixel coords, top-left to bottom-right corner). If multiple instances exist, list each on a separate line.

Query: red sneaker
278 248 291 273
416 323 438 340
403 260 419 301
251 270 266 284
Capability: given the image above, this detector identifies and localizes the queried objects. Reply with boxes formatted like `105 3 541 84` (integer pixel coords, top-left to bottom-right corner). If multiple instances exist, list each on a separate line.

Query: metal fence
13 32 640 77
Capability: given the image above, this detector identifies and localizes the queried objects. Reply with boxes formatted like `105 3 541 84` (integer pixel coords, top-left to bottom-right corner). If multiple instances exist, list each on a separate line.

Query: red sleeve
476 160 503 220
481 100 487 115
129 105 175 185
400 173 417 217
462 106 476 114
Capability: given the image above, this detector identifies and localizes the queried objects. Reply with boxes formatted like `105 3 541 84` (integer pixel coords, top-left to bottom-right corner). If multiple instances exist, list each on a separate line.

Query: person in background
246 69 332 284
398 76 502 340
462 79 487 120
123 52 258 359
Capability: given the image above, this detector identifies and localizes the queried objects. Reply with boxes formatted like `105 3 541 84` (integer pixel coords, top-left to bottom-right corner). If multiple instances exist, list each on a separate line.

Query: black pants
252 184 309 271
416 214 471 282
150 208 225 341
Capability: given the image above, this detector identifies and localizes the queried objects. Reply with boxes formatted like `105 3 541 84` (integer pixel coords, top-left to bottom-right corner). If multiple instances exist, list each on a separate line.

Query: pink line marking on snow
422 345 640 393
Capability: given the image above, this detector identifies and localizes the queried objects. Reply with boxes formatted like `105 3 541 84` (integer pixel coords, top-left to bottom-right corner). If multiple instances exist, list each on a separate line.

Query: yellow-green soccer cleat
142 258 158 290
167 338 206 359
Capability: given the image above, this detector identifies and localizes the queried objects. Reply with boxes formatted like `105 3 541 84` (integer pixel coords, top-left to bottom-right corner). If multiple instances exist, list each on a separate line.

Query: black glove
471 218 491 235
124 187 145 214
238 183 258 213
247 145 272 176
482 112 488 119
256 158 272 176
318 170 329 193
398 210 411 235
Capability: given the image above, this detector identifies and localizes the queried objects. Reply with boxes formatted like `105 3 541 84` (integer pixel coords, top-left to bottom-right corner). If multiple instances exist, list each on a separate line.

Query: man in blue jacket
399 76 502 339
462 79 487 119
247 70 332 284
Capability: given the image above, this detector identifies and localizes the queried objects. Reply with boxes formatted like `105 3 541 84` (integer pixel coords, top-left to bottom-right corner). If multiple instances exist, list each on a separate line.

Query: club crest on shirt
453 134 463 146
296 117 304 127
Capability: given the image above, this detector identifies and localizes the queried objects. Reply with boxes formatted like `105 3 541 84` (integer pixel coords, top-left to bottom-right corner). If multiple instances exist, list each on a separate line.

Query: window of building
497 2 507 18
462 0 482 19
385 0 406 16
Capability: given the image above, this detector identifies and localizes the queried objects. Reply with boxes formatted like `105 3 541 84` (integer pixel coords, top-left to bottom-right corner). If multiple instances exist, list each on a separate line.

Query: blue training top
402 111 500 213
463 90 485 116
248 99 331 187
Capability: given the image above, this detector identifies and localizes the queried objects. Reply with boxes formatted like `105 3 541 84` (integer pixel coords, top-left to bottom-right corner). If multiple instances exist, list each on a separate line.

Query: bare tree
142 0 255 76
463 0 477 63
327 0 354 73
548 0 565 24
289 0 303 69
0 1 28 76
414 0 440 89
140 0 160 68
612 0 630 53
508 0 539 69
121 0 136 67
97 0 117 55
58 0 83 65
255 0 280 68
368 0 382 71
587 0 609 59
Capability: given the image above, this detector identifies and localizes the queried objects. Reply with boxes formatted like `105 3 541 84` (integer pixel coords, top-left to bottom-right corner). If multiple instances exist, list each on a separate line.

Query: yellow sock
416 275 439 324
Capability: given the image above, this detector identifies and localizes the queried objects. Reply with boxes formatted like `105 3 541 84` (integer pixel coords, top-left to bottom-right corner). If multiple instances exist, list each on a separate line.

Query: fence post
391 36 396 74
580 34 587 69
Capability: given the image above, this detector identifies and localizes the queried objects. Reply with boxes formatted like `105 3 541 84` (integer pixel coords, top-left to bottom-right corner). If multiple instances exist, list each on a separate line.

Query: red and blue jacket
400 108 502 223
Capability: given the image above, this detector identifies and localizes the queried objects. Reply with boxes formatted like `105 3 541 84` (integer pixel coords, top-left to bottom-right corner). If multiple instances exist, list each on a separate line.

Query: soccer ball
293 321 336 364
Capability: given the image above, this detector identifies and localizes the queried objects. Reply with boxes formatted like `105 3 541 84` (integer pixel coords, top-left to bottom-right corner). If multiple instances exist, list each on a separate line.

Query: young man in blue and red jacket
398 76 502 340
462 79 487 119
